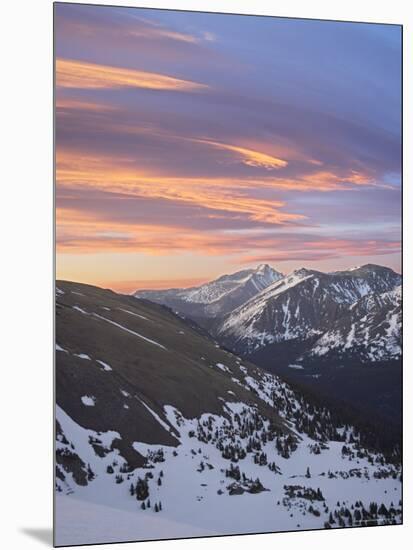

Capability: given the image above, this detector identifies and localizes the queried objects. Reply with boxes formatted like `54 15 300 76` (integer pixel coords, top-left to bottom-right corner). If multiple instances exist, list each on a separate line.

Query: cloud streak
56 58 209 92
56 207 400 264
54 97 389 191
192 138 288 169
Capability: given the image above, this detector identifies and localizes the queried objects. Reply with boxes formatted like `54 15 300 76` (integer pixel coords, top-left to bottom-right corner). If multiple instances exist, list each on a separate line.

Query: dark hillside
56 280 288 468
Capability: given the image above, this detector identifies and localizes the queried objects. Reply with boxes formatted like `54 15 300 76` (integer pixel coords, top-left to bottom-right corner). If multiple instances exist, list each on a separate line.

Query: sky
55 3 402 293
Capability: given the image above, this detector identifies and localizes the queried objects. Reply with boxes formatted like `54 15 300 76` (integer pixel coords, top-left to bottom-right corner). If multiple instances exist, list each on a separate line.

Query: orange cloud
91 118 289 170
56 151 304 225
57 201 300 255
54 99 381 188
56 98 118 112
301 170 374 188
56 148 376 199
192 138 288 169
56 58 209 92
56 205 401 263
54 146 382 258
56 213 230 254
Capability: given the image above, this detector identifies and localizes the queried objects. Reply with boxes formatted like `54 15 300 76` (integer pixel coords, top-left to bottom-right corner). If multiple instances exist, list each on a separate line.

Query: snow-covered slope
216 265 401 357
305 286 402 362
55 280 401 546
134 264 284 320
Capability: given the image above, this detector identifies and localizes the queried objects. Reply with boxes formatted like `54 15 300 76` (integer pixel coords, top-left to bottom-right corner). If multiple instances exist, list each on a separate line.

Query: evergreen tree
135 478 149 501
87 464 95 481
378 503 389 517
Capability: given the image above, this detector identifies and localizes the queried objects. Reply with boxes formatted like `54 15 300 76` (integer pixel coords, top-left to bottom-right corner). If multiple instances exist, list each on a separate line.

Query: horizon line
56 261 402 295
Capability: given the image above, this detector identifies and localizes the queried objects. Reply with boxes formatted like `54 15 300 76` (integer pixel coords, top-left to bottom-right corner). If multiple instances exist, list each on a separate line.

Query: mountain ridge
134 264 284 320
215 263 401 358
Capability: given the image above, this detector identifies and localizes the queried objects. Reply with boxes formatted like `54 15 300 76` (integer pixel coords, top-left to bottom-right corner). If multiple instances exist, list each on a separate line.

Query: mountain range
135 263 401 363
55 279 402 545
215 264 401 358
135 263 402 435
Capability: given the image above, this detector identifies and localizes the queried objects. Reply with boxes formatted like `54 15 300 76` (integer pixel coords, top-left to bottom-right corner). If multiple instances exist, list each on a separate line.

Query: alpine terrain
139 264 402 447
55 280 402 546
216 264 401 358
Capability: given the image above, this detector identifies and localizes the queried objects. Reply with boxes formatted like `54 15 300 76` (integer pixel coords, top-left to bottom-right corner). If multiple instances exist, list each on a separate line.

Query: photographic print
54 2 402 546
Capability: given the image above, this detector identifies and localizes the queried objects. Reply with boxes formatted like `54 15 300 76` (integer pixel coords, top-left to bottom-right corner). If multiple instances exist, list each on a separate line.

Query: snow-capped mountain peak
216 265 401 357
135 264 284 319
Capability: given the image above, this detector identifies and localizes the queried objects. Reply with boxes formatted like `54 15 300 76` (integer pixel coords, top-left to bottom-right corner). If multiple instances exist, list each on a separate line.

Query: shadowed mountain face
55 280 288 469
134 264 283 323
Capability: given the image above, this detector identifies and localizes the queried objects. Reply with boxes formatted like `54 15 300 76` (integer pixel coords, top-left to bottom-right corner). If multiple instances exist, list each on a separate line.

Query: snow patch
119 308 149 321
81 395 96 407
56 344 68 353
215 362 230 373
92 313 167 350
138 399 176 437
96 360 112 372
72 306 89 315
75 353 91 361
